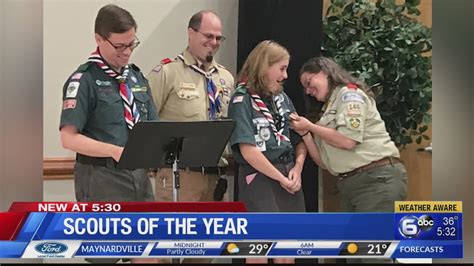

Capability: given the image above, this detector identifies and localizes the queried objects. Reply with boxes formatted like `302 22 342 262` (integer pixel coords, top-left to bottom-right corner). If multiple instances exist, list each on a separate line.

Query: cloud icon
226 243 240 254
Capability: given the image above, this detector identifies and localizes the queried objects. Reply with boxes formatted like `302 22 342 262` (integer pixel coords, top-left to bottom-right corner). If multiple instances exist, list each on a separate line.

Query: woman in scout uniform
290 56 408 215
228 40 306 264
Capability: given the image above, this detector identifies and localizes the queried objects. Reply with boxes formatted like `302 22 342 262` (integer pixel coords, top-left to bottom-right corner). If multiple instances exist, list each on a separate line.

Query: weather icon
226 243 240 254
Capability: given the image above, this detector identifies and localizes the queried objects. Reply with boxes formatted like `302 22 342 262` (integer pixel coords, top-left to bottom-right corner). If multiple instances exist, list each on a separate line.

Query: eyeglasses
103 35 140 51
193 29 226 43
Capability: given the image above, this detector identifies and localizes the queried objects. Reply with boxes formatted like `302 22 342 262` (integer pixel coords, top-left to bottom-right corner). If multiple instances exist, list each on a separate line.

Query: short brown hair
188 10 219 30
238 40 290 96
95 4 137 38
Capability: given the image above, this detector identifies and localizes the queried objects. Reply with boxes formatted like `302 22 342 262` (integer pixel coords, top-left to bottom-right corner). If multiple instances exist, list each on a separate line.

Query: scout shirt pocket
218 86 232 118
96 90 123 124
176 82 201 118
318 112 337 128
133 91 150 120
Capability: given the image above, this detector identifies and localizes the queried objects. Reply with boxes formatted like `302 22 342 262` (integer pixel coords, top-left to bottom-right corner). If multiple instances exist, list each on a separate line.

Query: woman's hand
287 164 302 193
289 113 312 134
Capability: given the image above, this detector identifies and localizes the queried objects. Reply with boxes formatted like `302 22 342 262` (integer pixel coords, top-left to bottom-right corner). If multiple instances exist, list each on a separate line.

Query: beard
205 53 213 63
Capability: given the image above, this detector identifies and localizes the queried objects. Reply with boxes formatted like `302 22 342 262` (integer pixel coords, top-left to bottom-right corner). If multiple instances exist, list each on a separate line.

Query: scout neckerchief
88 48 139 129
244 83 290 146
178 54 220 120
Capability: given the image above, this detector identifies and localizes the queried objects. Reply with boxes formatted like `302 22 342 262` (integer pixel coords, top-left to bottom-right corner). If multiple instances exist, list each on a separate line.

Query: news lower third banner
0 201 463 259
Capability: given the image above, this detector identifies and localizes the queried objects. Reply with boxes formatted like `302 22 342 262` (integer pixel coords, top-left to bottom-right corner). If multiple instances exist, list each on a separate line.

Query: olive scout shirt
228 85 301 165
60 62 158 146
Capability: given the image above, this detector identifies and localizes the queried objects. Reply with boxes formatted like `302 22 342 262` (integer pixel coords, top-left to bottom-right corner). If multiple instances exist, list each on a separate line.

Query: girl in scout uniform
228 40 306 264
290 56 408 215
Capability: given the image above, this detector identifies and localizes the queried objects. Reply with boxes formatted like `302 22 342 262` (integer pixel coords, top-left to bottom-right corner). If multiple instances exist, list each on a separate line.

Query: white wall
43 0 238 157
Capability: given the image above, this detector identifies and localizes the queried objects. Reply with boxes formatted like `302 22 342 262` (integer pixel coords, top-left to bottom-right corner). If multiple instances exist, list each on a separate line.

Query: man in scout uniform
148 10 234 205
59 5 159 263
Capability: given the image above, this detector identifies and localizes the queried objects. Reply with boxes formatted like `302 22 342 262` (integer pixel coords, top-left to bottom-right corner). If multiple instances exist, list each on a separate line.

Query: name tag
180 82 196 90
132 87 148 92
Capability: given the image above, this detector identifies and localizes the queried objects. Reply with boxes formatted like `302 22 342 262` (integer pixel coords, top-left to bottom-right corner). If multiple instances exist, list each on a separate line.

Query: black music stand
117 120 235 202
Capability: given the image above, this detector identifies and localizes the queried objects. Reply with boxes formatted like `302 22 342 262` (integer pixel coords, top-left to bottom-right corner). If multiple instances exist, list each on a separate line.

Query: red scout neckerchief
240 82 290 146
88 48 139 129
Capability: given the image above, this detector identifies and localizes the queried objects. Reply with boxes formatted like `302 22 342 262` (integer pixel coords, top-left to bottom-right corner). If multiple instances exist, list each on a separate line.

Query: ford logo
34 242 68 254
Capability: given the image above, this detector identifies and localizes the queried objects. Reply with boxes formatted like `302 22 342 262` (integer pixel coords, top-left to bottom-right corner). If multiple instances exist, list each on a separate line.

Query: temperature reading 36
249 244 269 254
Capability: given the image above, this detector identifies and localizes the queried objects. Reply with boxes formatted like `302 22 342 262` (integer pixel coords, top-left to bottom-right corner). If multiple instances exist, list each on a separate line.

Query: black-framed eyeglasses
103 35 140 51
192 29 226 43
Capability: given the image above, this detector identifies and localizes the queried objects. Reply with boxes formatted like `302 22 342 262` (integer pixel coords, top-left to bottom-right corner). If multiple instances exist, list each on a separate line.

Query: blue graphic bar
393 240 463 258
0 242 29 258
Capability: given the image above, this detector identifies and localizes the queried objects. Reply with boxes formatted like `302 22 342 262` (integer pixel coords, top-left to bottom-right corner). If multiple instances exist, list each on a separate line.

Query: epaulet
216 63 228 70
161 58 174 65
76 62 92 72
346 83 358 90
130 63 141 72
151 58 177 73
234 84 248 95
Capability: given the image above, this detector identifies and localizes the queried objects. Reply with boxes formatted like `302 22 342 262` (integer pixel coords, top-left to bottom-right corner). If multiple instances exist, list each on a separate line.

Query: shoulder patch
346 83 358 90
161 58 173 64
70 72 83 80
152 65 162 73
232 95 244 103
65 81 80 98
341 92 364 103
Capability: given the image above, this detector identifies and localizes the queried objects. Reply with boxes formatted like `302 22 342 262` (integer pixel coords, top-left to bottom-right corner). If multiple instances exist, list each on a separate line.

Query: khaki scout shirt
147 49 234 121
314 85 399 175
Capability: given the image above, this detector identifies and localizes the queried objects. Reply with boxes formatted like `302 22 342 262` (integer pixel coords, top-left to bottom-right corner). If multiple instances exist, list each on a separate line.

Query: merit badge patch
341 92 364 103
254 134 267 152
66 81 80 98
259 127 272 141
63 99 77 110
130 75 137 83
233 95 244 103
349 117 361 129
71 73 83 80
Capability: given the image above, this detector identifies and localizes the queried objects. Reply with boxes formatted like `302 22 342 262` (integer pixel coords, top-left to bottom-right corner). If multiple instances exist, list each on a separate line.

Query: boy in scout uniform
290 56 407 263
228 40 306 264
59 5 159 263
148 10 234 205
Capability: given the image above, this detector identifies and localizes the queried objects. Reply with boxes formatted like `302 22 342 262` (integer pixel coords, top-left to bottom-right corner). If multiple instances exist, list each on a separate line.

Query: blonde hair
238 40 290 96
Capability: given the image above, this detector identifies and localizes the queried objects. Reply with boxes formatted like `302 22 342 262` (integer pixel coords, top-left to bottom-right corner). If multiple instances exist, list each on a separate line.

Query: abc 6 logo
398 215 434 238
